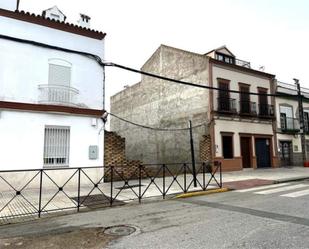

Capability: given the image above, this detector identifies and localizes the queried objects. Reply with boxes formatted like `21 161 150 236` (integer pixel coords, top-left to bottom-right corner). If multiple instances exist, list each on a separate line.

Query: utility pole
295 79 307 164
189 120 197 187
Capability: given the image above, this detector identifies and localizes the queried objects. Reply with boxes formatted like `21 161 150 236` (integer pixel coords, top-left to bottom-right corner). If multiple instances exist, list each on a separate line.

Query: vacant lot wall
111 45 209 164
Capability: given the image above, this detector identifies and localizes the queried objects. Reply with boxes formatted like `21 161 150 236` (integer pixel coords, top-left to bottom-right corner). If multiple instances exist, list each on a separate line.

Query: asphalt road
1 180 309 249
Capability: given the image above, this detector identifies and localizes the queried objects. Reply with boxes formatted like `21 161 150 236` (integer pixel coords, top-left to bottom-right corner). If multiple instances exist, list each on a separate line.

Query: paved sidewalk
223 166 309 182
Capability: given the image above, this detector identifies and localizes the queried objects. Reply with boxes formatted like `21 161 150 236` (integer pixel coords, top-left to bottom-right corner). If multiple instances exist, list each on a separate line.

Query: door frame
278 140 293 166
240 135 253 169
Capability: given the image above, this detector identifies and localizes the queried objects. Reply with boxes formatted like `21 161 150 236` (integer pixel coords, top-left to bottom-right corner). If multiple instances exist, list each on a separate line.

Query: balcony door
218 81 230 111
240 85 250 114
304 111 309 132
49 64 71 87
279 105 293 130
258 88 268 115
48 61 72 103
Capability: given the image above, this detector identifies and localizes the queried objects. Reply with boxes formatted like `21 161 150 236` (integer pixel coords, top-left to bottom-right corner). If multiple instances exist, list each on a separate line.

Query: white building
0 1 106 170
275 81 309 166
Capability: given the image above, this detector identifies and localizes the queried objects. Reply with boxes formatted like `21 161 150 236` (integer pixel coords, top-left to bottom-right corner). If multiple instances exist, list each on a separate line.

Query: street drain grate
104 225 136 236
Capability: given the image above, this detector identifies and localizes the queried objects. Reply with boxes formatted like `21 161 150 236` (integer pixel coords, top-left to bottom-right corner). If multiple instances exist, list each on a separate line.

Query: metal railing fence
0 162 222 225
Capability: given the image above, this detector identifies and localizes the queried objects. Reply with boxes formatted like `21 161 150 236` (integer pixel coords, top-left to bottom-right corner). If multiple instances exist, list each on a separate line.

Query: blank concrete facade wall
110 45 210 164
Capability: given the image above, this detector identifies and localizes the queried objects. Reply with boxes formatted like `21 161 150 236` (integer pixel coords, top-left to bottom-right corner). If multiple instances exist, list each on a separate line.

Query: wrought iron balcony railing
239 101 257 115
217 98 237 113
38 84 79 106
280 117 300 132
258 104 274 117
235 58 251 68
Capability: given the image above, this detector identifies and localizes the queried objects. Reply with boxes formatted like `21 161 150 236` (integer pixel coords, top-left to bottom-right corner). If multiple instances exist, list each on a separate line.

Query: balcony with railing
217 98 237 114
235 58 251 68
239 101 257 116
38 84 79 106
258 104 274 118
280 117 300 133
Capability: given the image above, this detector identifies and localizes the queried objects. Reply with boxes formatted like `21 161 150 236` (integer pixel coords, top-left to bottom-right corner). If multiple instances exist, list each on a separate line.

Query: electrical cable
0 34 302 99
108 112 207 131
103 63 298 98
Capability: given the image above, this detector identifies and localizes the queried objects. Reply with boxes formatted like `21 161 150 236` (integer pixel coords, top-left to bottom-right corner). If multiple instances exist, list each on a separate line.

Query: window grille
43 126 70 167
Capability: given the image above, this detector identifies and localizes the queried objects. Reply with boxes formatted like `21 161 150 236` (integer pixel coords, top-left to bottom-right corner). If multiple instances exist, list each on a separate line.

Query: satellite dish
259 66 265 71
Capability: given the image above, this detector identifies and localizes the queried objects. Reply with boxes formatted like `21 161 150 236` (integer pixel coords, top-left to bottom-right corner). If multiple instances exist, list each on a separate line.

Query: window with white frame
43 126 70 167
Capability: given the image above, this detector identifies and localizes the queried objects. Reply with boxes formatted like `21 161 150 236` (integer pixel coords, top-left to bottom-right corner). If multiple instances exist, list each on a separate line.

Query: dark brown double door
240 137 251 168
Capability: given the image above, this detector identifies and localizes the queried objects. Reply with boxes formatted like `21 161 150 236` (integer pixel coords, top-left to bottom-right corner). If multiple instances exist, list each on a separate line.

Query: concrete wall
111 45 209 164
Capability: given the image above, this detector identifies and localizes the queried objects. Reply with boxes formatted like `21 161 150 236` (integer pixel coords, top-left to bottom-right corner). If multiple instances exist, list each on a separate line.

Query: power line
0 34 302 99
108 112 207 131
104 62 298 99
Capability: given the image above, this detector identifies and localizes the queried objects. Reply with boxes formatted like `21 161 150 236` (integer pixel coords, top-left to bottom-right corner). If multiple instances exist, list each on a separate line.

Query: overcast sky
20 0 309 110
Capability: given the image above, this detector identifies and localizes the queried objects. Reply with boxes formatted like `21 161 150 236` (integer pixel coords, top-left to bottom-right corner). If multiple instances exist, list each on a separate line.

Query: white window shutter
48 64 71 86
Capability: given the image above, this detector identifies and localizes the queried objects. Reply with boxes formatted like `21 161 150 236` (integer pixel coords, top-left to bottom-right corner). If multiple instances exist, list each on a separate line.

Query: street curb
174 188 230 199
274 176 309 184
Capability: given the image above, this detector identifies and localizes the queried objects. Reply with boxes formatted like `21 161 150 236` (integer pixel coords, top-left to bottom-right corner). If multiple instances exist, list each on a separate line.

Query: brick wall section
199 135 212 162
104 131 147 181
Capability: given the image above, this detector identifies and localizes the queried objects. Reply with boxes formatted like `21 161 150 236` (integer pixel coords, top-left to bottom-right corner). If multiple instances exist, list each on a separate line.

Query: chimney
0 0 19 11
78 13 91 28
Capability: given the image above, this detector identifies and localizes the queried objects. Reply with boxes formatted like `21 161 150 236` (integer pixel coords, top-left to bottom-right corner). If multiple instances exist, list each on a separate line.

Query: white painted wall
0 16 104 58
0 0 17 11
275 97 309 153
0 110 104 170
0 15 104 109
0 36 104 110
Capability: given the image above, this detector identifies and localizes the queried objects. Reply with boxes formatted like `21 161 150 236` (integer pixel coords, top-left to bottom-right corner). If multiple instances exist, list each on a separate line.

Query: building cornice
0 8 106 40
0 101 104 117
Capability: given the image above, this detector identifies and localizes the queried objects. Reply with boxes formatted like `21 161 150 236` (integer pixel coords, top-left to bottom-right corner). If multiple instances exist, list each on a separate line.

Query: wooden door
240 137 251 168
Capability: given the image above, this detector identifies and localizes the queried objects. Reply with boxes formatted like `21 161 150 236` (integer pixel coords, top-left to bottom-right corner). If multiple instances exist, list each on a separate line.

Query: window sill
43 165 69 169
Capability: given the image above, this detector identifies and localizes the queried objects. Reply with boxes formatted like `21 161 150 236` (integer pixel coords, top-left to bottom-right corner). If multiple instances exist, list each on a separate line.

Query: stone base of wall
214 157 243 171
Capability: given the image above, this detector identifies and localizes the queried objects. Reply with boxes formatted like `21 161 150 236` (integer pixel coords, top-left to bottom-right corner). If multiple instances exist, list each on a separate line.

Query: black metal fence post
110 166 113 206
38 169 43 218
189 120 197 187
202 162 206 191
139 164 142 203
77 168 81 212
219 162 222 188
184 163 187 193
163 164 166 199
